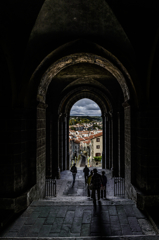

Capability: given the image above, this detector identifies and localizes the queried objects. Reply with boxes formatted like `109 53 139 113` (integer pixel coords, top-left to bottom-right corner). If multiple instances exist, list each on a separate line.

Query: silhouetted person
87 170 93 197
71 163 77 186
83 165 89 183
101 171 107 199
91 168 102 203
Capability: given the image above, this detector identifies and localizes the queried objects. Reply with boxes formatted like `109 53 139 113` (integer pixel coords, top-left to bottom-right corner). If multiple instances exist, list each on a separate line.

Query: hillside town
69 117 103 167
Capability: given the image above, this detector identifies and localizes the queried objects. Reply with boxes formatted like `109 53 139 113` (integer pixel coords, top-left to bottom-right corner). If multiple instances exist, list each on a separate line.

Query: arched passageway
25 49 135 201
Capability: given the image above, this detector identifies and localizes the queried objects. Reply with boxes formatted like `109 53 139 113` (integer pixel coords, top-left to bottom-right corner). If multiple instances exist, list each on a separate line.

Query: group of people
70 163 107 202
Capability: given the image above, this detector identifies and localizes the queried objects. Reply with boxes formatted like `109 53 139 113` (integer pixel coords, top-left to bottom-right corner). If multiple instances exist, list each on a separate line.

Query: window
96 153 101 156
96 138 100 142
96 145 100 149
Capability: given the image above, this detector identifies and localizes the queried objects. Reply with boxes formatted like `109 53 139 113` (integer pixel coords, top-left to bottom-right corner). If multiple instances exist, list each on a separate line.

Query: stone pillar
46 111 52 178
102 112 106 169
36 102 47 198
51 113 60 179
58 113 63 171
67 114 70 170
120 110 125 178
64 113 68 170
122 101 131 195
106 113 110 169
109 112 113 172
113 112 118 177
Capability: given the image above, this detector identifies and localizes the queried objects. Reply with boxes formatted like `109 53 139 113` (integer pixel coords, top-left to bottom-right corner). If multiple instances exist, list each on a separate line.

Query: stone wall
0 108 28 199
124 105 131 196
135 109 159 194
36 103 46 198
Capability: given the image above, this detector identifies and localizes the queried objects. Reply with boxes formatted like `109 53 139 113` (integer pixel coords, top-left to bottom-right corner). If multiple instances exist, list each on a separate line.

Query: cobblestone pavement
0 168 158 239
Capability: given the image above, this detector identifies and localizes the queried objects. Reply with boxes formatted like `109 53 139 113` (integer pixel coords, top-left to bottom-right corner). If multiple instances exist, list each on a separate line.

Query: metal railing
114 177 125 196
45 179 56 197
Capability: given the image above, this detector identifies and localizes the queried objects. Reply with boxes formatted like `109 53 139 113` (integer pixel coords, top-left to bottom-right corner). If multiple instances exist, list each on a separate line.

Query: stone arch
58 84 114 115
37 53 131 104
33 50 133 198
57 87 110 172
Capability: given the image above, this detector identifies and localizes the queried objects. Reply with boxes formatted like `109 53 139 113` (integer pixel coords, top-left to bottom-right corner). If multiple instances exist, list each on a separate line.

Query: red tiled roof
84 140 91 144
89 132 103 139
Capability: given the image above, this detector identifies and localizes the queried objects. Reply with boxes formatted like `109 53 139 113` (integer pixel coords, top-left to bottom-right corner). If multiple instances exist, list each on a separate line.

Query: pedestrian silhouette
83 165 89 183
70 163 77 186
91 168 102 203
87 170 93 198
101 171 107 199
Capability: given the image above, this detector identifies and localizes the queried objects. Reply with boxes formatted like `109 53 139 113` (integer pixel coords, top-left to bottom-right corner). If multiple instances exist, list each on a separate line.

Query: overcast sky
70 98 101 116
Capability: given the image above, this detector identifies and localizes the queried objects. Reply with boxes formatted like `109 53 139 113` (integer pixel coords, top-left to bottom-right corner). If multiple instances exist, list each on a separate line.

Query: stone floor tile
44 211 57 225
70 232 81 237
138 219 156 235
48 232 60 237
82 211 92 223
108 205 117 215
111 229 122 236
124 205 135 217
71 217 82 232
38 225 52 237
118 212 129 224
133 231 143 235
50 218 64 233
101 211 110 223
30 217 45 234
6 217 25 232
24 216 37 225
60 223 72 236
90 222 102 233
128 216 142 232
64 211 75 224
4 231 18 237
101 224 111 236
67 205 76 211
59 229 70 237
81 223 90 236
16 225 32 237
56 206 68 217
121 224 133 235
75 206 84 218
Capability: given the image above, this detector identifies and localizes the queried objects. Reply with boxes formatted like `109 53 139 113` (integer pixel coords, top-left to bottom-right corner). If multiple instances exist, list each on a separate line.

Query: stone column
64 113 68 170
109 112 113 172
58 113 63 172
113 112 118 177
122 101 131 195
106 113 110 169
36 102 48 198
102 112 106 169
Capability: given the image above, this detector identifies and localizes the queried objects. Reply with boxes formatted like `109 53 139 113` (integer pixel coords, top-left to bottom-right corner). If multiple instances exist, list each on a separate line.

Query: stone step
32 198 134 206
0 235 159 239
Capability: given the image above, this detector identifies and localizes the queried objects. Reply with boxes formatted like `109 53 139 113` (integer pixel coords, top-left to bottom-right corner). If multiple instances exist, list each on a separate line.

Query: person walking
87 170 93 197
71 163 77 186
91 168 102 203
101 171 107 199
83 165 90 184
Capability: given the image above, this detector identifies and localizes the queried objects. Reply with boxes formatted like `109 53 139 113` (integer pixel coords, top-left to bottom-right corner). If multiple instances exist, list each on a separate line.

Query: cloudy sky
70 98 101 116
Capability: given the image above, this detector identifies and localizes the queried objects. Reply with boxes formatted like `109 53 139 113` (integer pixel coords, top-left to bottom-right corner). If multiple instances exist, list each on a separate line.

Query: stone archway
58 87 109 173
33 51 134 199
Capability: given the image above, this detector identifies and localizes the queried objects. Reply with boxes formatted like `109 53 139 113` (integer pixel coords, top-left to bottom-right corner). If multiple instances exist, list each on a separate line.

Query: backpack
71 166 77 173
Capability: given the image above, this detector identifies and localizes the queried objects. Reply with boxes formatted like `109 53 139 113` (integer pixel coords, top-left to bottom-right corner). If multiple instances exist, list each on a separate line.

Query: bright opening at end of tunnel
69 98 103 169
70 98 101 116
